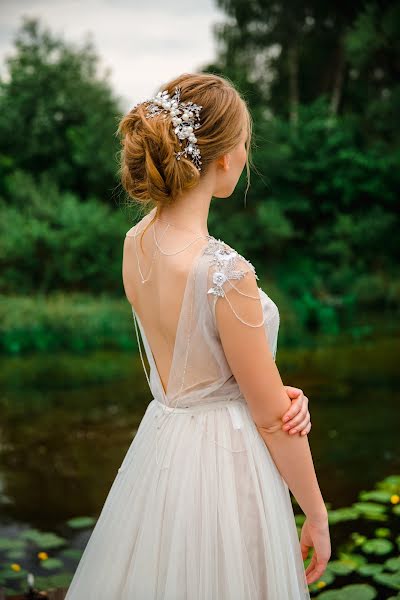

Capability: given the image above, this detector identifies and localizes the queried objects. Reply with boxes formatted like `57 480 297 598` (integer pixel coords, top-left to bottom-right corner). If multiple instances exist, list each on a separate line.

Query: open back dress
64 218 310 600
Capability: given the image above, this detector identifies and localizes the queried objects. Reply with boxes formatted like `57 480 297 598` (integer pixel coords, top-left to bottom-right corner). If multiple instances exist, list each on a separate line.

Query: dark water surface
0 333 399 539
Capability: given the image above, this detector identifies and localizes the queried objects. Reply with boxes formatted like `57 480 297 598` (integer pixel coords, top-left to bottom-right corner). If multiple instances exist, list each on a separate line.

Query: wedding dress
64 218 310 600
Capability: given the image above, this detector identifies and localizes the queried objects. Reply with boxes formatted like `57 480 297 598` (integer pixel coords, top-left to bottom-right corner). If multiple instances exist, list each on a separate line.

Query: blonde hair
116 72 254 246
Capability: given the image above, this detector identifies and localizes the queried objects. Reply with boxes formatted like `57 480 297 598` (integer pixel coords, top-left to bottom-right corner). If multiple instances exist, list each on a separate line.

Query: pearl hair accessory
134 86 203 171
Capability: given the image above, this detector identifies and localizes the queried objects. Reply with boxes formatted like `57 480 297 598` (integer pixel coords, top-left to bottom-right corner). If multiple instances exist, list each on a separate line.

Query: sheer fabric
64 225 310 600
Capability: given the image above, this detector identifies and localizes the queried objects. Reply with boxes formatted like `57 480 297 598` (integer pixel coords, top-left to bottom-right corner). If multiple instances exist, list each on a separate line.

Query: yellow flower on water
11 563 21 571
38 551 48 560
316 581 326 589
390 494 399 504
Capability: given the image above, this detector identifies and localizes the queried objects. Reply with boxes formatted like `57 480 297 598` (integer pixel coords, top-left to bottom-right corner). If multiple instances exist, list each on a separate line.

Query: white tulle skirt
64 397 310 599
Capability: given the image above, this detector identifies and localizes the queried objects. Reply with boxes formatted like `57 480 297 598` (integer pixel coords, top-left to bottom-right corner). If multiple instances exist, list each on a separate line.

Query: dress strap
132 308 152 392
205 238 267 328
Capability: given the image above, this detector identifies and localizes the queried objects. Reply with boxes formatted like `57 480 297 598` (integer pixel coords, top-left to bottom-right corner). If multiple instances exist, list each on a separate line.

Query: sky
0 0 226 110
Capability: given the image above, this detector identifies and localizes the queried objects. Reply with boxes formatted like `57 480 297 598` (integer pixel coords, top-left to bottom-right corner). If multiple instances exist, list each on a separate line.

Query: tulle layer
65 398 310 600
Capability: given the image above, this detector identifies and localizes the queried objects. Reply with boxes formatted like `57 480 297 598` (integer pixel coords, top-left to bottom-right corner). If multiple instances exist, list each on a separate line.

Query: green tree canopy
0 17 122 201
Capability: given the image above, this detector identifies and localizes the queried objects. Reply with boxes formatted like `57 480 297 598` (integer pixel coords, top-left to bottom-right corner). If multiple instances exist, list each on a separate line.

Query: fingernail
284 416 289 422
290 429 297 434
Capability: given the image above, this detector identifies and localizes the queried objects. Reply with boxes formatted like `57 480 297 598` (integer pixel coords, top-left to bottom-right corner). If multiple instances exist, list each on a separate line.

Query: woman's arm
214 266 327 523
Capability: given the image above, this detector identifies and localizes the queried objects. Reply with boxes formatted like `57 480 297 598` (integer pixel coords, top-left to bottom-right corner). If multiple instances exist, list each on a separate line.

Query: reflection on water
0 335 399 539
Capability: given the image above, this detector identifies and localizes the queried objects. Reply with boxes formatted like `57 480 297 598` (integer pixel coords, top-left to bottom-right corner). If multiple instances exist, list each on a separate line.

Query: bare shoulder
125 208 157 240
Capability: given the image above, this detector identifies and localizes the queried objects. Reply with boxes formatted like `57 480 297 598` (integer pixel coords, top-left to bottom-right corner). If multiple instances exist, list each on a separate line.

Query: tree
0 17 122 201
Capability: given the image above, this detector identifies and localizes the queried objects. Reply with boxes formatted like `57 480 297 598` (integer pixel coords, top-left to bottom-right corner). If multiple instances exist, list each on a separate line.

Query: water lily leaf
337 553 367 569
34 572 73 589
393 505 400 516
351 532 368 546
358 563 385 576
308 569 335 592
4 567 28 580
316 583 377 599
353 502 386 514
328 507 359 524
0 537 26 550
353 502 387 521
328 560 355 575
66 516 96 529
380 475 400 488
20 528 66 549
41 557 64 570
359 490 392 503
61 548 83 560
385 557 400 573
373 571 400 590
362 538 394 555
5 548 26 560
375 527 391 538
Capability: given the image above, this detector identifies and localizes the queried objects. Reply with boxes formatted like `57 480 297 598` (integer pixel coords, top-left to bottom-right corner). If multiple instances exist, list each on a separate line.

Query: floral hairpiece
133 86 203 171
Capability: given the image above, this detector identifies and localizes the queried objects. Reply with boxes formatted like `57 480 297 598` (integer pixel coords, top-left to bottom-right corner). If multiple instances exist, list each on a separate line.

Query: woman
65 73 330 599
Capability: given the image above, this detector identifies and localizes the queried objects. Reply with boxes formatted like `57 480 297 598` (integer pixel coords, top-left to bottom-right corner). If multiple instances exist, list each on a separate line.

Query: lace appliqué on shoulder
205 238 259 298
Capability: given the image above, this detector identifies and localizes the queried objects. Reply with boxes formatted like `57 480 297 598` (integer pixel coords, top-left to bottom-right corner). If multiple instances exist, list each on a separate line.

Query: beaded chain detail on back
126 220 212 468
125 218 271 469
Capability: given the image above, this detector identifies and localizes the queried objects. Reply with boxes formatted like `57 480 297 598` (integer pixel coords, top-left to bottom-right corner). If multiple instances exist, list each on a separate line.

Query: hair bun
117 72 252 212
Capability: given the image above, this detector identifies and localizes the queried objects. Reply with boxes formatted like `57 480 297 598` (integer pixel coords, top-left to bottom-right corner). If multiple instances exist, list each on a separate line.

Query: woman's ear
217 153 231 171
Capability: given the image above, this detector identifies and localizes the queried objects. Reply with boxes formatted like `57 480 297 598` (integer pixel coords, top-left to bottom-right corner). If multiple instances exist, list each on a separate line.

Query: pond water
0 331 399 550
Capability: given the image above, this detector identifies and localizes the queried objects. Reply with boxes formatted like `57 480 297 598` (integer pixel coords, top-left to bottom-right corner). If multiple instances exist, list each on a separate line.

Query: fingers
305 553 317 576
284 385 302 398
300 541 310 561
282 397 310 433
282 389 305 424
305 554 329 585
283 409 309 433
300 420 312 436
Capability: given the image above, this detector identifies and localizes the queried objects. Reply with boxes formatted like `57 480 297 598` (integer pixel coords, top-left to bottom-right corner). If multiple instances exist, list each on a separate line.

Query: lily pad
357 563 384 576
5 548 26 560
316 583 377 599
41 557 64 570
359 490 393 503
66 516 96 529
353 502 388 521
337 553 367 569
328 560 355 576
362 538 394 555
373 571 400 591
20 528 66 549
309 569 335 593
60 548 83 560
380 475 400 488
34 572 73 589
385 557 400 572
328 507 359 524
0 537 26 550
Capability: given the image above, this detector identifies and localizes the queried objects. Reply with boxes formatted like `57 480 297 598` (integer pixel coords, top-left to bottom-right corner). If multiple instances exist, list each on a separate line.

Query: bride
65 72 330 599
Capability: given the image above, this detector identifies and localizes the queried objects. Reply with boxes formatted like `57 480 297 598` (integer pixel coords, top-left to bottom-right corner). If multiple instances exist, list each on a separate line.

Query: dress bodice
131 235 280 409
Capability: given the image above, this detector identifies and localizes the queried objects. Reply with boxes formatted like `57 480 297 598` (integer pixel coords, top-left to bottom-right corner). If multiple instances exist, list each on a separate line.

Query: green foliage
0 17 121 200
0 15 398 344
0 293 136 354
66 516 96 529
0 170 128 295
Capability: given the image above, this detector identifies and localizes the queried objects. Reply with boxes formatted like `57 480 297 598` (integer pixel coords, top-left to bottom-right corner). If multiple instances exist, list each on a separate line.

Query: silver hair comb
133 86 203 171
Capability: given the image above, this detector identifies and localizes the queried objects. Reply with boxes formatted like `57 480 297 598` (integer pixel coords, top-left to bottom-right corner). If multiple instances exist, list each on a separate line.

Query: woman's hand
301 515 331 584
282 386 311 436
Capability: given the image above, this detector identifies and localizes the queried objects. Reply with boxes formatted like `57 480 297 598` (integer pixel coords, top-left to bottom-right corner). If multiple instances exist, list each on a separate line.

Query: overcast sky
0 0 225 110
